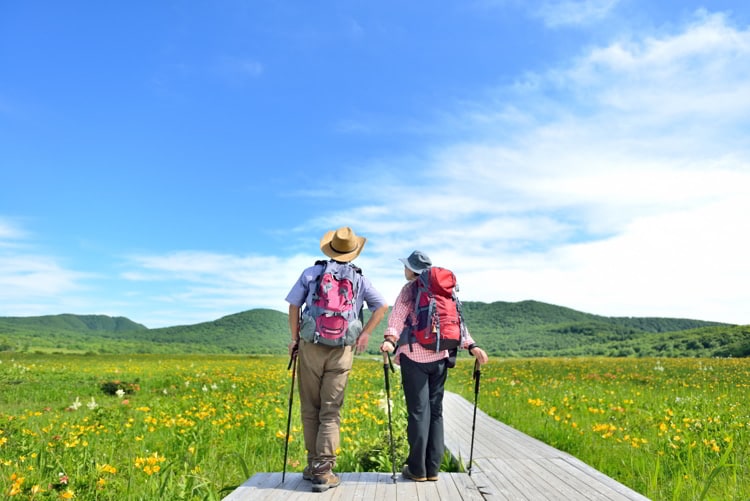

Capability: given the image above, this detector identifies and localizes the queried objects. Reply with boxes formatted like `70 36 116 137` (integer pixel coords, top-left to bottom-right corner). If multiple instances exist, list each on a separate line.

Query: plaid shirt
384 280 476 365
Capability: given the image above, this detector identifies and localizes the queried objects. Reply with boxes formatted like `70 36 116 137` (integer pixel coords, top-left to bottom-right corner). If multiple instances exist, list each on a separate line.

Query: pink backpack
300 260 363 346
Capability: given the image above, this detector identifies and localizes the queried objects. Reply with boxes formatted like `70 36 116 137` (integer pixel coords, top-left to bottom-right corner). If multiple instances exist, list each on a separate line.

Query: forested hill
1 301 746 358
0 314 146 333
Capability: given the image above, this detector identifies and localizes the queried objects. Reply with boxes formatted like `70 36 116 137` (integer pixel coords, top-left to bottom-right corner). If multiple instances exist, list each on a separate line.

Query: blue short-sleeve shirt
285 261 386 313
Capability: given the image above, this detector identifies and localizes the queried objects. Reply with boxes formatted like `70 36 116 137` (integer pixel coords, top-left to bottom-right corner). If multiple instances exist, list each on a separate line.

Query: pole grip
473 358 481 394
383 352 391 391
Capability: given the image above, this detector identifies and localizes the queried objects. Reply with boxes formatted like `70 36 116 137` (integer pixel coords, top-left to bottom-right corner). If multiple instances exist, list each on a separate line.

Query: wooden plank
433 473 461 501
479 457 555 500
223 472 282 500
326 472 359 500
354 472 378 500
532 458 623 501
450 471 490 500
277 474 308 498
374 470 398 498
443 392 557 461
395 476 420 499
416 478 441 501
549 457 650 501
468 461 530 500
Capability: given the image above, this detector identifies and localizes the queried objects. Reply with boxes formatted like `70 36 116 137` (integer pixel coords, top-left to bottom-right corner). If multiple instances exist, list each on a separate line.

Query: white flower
202 385 209 392
115 389 126 398
377 398 393 413
70 397 82 410
87 397 98 410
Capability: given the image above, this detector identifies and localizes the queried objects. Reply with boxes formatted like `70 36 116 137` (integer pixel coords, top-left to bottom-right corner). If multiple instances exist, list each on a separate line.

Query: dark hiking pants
400 355 449 478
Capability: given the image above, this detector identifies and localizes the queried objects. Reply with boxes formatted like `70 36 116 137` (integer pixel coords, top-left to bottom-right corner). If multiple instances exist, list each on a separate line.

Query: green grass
1 353 748 500
447 357 750 501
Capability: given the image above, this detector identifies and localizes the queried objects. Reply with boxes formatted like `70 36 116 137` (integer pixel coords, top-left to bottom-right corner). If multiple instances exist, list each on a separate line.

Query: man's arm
288 304 300 355
354 304 388 354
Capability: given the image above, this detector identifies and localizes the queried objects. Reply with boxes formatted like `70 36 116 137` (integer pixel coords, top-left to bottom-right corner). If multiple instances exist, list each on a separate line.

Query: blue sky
2 1 749 328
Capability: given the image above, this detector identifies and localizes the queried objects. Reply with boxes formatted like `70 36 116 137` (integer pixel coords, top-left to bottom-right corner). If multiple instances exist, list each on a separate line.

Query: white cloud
535 0 621 27
0 218 26 243
4 10 750 328
346 11 750 324
0 219 94 317
0 251 91 318
120 251 308 326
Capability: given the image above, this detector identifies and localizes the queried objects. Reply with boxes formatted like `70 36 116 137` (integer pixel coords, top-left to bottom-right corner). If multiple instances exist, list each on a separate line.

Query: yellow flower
98 464 117 474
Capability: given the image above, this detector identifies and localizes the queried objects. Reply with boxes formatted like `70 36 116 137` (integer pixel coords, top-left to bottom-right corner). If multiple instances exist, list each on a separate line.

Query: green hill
0 301 745 358
144 309 289 354
0 313 146 333
0 310 287 354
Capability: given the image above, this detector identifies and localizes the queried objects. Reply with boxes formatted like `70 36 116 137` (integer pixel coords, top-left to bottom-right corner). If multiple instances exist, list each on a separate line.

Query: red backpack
407 267 465 352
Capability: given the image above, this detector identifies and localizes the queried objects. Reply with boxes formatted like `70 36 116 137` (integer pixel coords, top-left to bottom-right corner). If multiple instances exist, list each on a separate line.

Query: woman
380 250 489 482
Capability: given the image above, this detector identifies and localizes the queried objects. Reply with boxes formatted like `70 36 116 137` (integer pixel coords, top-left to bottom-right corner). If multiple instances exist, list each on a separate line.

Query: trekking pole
282 343 299 483
383 352 398 483
468 358 481 476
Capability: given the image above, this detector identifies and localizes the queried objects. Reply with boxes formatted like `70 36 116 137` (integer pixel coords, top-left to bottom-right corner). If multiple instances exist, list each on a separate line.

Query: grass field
1 353 747 500
449 357 749 501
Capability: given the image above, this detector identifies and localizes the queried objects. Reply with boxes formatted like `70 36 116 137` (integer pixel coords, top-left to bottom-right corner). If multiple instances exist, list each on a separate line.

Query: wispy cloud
535 0 621 27
4 10 749 327
0 244 91 317
215 56 264 81
120 251 307 326
343 10 750 323
0 219 99 317
0 218 26 242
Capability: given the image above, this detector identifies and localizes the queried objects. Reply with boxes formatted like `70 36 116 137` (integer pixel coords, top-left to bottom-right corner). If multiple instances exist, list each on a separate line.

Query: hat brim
399 257 427 273
320 231 366 262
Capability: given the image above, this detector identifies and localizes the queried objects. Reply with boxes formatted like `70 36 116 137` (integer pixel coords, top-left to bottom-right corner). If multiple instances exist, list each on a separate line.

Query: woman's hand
380 340 395 353
471 347 489 365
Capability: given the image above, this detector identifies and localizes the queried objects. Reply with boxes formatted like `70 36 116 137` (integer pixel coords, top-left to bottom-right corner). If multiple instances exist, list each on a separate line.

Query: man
381 250 488 482
286 226 388 493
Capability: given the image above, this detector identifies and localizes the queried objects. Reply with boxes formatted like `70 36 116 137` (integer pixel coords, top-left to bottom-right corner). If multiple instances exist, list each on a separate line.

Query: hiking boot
302 466 313 481
401 465 426 482
311 471 340 492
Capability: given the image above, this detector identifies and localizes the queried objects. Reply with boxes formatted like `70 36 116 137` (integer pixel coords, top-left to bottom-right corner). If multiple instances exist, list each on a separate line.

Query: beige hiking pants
297 339 353 473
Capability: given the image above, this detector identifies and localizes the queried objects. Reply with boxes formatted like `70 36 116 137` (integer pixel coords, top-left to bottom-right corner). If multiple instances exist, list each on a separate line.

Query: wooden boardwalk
223 391 650 500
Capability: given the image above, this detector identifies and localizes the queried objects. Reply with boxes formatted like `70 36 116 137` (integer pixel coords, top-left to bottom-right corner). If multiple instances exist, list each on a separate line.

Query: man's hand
288 340 299 357
354 332 370 354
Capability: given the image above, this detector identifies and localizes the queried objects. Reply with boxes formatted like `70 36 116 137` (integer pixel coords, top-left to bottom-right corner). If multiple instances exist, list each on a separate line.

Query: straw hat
320 226 366 262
